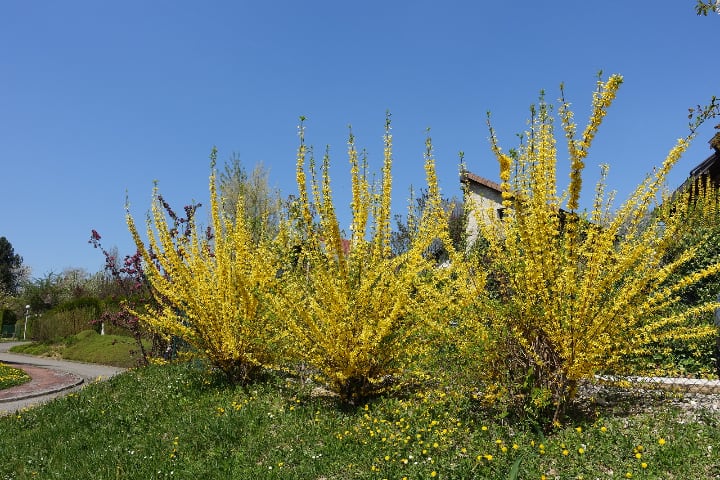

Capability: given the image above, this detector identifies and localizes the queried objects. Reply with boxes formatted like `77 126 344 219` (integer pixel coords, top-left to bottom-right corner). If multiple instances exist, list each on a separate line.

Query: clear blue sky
1 1 718 278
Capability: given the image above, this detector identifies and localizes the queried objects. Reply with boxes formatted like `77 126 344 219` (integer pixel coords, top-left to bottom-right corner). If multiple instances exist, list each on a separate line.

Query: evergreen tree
0 237 23 295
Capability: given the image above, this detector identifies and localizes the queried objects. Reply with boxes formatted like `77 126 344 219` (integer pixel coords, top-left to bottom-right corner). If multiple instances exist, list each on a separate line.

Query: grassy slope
0 361 718 479
9 330 147 368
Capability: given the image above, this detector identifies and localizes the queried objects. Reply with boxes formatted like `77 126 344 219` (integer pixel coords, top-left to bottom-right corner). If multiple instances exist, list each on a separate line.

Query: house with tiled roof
675 132 720 197
460 170 504 247
460 169 600 247
463 133 720 246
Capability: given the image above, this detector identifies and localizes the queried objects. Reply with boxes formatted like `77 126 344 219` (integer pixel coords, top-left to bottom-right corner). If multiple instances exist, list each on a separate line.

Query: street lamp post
24 304 30 341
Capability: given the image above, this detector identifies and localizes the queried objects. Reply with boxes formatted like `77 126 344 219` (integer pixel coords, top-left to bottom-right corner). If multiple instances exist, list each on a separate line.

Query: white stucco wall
465 182 504 247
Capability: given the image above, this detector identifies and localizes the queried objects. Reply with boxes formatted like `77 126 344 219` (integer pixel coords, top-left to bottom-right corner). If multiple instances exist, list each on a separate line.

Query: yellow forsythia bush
470 74 720 423
126 148 284 382
271 115 481 403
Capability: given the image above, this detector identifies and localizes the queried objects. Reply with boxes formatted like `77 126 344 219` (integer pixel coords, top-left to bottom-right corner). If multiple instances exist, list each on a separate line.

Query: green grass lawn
0 361 718 479
8 329 148 368
0 362 30 389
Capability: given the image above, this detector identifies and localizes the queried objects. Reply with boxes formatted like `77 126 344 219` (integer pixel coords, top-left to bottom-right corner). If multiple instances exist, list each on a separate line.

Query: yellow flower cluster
126 148 284 382
124 76 719 423
472 73 720 423
126 116 480 399
272 114 481 402
0 362 31 390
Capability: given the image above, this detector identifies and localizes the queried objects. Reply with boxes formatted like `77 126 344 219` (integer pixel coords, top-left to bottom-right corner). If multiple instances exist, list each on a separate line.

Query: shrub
658 177 720 306
75 329 99 340
272 116 481 403
54 297 102 317
1 308 17 326
1 309 17 338
28 307 97 342
469 74 720 424
126 148 285 383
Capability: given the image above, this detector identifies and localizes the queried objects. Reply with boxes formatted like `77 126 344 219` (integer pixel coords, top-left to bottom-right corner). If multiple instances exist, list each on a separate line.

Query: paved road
0 341 125 414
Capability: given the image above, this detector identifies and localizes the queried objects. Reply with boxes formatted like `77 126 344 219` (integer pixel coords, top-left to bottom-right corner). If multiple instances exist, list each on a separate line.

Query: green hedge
1 308 17 325
1 309 18 338
24 307 97 342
